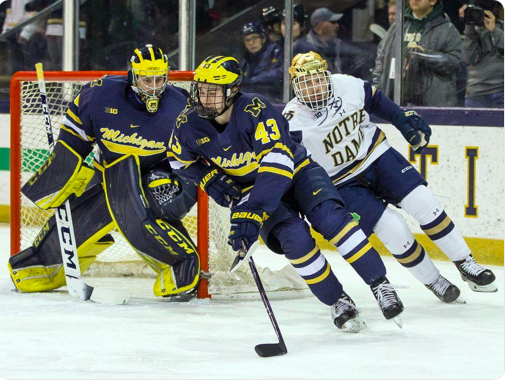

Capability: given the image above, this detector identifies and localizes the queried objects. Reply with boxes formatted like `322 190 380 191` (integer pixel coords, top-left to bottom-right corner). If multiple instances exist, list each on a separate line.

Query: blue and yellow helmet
129 44 169 113
190 56 243 119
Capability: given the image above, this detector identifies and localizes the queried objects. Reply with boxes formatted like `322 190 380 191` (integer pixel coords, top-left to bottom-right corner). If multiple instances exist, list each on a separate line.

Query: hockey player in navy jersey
9 45 201 299
168 55 404 330
283 51 497 302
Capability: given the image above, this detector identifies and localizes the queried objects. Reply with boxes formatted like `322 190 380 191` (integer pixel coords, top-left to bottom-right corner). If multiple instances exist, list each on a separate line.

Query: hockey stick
35 63 130 305
231 240 287 357
248 255 288 357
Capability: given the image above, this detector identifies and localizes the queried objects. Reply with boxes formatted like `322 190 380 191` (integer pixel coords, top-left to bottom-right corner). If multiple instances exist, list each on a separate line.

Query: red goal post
9 70 212 298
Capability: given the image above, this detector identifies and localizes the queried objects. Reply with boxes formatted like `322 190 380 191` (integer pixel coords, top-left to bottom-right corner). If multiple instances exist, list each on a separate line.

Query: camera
464 0 496 27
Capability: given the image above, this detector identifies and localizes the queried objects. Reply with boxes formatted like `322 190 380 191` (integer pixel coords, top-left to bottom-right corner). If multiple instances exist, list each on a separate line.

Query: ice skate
370 277 404 328
331 292 366 333
454 255 497 292
426 275 464 303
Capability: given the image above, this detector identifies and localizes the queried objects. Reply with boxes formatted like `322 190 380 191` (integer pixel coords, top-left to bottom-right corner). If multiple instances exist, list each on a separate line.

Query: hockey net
10 71 306 299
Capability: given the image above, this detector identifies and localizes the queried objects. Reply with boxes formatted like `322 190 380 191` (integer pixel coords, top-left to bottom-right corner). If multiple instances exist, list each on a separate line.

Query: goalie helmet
189 56 243 120
289 51 332 111
129 44 169 113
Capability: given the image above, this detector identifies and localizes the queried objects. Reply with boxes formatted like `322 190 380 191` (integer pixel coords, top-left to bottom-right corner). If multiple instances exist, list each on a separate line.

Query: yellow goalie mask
130 44 169 113
289 51 332 111
189 55 243 120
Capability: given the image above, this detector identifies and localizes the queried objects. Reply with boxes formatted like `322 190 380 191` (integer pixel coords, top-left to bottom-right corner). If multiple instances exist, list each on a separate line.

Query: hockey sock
400 185 470 262
287 245 344 306
307 200 386 285
374 207 440 285
330 220 386 285
273 216 344 306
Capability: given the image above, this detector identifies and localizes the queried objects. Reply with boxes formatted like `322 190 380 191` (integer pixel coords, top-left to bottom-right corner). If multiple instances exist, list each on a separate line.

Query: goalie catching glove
200 166 241 208
228 205 264 252
21 141 95 209
391 110 431 153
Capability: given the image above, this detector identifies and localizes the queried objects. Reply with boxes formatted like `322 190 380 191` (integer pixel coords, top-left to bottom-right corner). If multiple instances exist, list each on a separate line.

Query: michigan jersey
59 75 189 173
283 74 391 185
168 93 308 214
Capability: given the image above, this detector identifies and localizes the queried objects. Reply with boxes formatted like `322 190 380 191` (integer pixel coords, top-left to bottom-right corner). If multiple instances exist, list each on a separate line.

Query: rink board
0 112 504 264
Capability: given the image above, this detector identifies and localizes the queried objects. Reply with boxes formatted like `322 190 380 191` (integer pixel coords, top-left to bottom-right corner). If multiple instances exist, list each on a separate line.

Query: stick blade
90 288 131 305
230 241 260 273
254 343 287 358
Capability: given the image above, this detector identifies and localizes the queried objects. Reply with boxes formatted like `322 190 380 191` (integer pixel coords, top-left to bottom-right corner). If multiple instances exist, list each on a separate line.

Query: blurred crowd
0 0 504 108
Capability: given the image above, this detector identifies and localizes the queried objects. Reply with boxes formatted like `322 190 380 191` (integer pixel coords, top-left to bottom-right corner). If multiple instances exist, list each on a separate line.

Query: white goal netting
12 73 306 297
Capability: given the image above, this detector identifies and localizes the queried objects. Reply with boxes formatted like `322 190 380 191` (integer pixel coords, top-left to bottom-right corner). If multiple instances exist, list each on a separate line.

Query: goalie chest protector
63 75 189 173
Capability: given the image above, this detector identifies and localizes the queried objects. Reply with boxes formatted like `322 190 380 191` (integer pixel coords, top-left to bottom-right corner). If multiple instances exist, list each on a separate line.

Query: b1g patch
105 107 118 114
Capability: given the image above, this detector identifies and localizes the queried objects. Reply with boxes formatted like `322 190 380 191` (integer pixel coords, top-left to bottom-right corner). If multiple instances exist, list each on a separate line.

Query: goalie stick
35 63 130 305
231 240 287 357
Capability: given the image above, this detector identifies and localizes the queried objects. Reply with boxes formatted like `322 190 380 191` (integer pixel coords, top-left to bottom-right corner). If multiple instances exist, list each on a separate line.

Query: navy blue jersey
168 93 308 214
58 75 189 173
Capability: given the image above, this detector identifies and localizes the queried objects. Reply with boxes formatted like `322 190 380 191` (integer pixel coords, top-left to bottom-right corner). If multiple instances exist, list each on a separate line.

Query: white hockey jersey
284 74 390 185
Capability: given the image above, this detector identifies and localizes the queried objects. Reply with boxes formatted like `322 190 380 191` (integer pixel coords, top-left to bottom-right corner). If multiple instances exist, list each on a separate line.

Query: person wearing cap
301 7 343 74
239 21 283 102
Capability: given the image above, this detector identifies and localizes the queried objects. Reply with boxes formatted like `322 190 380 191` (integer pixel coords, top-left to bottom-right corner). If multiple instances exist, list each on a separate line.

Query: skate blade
467 281 498 293
341 317 367 333
391 315 403 329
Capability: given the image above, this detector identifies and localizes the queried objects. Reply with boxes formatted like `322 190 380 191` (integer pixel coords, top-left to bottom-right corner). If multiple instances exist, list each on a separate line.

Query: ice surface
0 225 504 379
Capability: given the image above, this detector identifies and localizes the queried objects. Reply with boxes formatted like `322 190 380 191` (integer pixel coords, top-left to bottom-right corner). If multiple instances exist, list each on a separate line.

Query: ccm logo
402 166 413 174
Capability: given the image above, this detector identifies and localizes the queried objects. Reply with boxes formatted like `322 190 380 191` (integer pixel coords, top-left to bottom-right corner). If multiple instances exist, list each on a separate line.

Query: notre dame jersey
168 93 308 214
58 75 189 173
283 74 391 185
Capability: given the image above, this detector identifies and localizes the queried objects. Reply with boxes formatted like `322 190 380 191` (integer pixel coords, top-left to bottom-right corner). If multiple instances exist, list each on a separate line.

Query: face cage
292 71 333 111
133 72 168 100
190 81 237 120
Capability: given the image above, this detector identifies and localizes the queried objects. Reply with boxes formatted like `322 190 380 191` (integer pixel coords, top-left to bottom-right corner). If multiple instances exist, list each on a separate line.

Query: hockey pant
262 161 387 306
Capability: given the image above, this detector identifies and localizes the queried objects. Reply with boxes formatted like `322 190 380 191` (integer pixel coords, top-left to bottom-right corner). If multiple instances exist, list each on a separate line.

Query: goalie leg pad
153 252 200 297
103 154 198 263
21 140 95 210
8 234 113 292
9 184 116 292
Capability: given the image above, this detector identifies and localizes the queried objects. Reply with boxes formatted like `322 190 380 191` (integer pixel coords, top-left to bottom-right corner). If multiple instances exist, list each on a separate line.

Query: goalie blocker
10 152 200 298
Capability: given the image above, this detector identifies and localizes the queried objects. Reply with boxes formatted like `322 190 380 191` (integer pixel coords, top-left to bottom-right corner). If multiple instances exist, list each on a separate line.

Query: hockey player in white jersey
283 52 497 305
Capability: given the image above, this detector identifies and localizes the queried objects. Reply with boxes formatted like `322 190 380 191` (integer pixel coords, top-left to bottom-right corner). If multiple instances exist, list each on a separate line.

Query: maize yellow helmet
130 44 169 113
289 51 332 111
190 56 243 119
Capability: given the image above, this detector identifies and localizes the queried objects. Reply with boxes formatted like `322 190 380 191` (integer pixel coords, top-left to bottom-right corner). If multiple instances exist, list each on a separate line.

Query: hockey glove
200 167 242 208
228 205 264 252
391 110 432 154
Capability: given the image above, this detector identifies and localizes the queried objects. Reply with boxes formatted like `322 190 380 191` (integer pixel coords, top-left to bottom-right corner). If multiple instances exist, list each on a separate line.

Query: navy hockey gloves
392 110 431 153
228 206 264 252
200 167 242 208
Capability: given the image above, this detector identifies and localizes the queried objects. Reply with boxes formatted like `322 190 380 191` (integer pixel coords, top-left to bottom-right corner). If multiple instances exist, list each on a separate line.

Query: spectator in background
1 0 46 72
25 0 88 70
305 8 343 74
239 22 283 102
261 6 282 45
460 2 504 108
388 0 397 26
280 3 315 55
373 0 462 107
